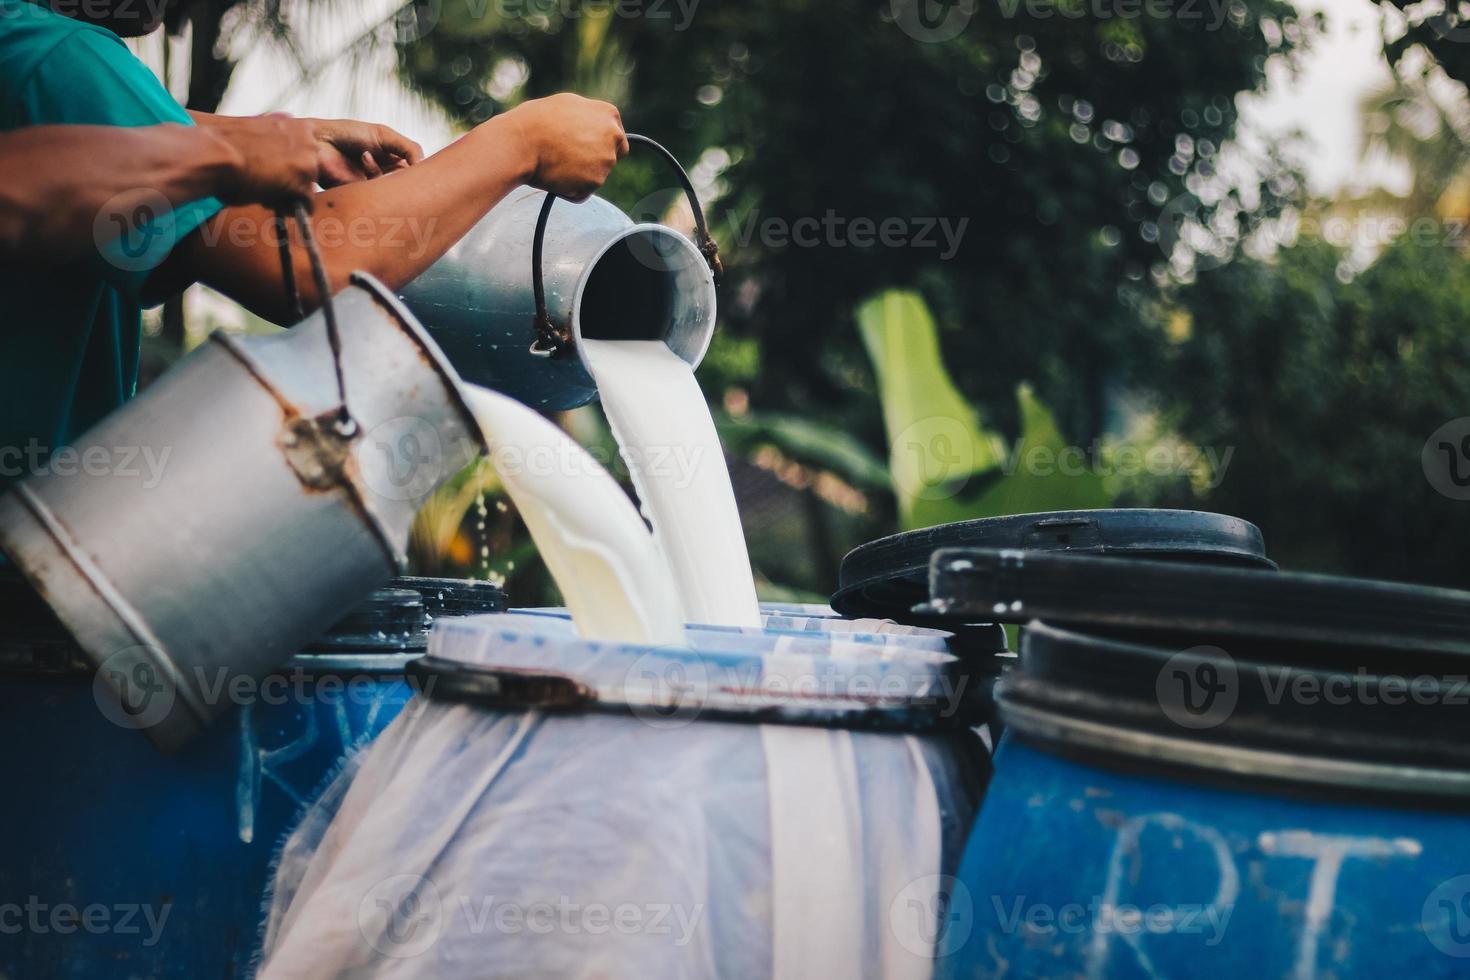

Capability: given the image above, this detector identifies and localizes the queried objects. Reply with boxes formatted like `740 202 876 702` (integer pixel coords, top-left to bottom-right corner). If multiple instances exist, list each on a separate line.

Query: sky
1238 0 1408 195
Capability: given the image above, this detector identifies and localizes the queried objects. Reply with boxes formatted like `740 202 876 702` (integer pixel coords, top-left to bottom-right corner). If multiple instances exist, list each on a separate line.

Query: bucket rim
568 221 717 375
346 270 488 458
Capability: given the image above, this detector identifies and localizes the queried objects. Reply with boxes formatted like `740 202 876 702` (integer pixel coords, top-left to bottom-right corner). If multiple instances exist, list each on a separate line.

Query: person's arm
0 122 317 265
149 94 628 324
189 111 426 187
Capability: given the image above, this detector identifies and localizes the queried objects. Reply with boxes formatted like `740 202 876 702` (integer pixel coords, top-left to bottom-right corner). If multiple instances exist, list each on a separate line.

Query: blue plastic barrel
938 623 1470 979
0 578 500 978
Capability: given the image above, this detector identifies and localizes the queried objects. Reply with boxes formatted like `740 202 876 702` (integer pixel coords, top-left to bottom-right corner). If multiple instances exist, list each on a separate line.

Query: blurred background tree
1145 237 1470 582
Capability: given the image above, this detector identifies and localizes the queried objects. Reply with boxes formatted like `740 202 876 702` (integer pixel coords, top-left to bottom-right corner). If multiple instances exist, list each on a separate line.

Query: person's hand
204 113 320 207
502 94 629 201
304 118 424 187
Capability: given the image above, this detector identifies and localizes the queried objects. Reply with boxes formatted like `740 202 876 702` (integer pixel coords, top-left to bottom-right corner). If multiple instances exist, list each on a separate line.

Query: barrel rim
832 508 1274 620
1001 698 1470 799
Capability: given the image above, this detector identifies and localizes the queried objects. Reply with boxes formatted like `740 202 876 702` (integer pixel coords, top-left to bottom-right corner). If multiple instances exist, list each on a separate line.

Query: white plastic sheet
258 614 986 979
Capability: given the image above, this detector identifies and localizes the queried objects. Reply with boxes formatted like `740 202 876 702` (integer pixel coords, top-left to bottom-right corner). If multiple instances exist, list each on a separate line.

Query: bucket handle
529 133 722 359
275 202 356 437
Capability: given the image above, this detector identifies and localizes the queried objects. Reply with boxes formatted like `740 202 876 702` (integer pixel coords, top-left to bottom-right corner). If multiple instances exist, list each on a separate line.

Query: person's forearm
157 116 535 323
0 125 242 265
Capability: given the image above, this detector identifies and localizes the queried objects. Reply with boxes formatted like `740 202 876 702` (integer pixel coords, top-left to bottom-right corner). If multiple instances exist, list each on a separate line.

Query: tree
1151 235 1470 586
397 0 1310 450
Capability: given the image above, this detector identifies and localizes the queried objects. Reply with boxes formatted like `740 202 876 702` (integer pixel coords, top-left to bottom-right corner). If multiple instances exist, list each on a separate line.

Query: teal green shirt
0 0 222 475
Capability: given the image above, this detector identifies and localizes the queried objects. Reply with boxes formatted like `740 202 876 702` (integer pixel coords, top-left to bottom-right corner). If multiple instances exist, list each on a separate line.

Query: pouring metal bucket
0 272 485 752
399 134 720 410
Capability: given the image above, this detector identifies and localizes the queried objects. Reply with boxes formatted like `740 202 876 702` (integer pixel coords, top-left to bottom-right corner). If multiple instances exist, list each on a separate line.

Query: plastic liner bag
258 613 989 980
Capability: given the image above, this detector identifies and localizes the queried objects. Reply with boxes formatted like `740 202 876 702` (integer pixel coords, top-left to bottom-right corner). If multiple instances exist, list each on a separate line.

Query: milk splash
463 385 685 645
581 339 761 628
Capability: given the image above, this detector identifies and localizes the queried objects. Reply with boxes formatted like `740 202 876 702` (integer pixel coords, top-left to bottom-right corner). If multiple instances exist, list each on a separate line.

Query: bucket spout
399 135 718 411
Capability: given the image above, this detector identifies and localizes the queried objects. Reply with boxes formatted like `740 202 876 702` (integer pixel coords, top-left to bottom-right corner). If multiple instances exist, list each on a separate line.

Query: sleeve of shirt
19 27 224 301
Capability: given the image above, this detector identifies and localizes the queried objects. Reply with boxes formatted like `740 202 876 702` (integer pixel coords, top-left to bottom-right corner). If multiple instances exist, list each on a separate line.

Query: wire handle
530 133 722 359
276 201 355 436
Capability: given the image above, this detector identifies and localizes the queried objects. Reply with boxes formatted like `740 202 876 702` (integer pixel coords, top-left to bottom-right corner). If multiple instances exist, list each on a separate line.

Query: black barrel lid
1000 622 1470 798
0 565 67 637
832 509 1272 620
389 576 507 619
0 565 86 671
0 569 435 666
307 588 427 651
928 547 1470 662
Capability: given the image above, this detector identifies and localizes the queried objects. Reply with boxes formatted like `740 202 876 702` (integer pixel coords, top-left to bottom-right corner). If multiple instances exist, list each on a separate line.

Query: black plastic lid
389 576 507 618
0 565 68 638
1000 622 1470 798
307 588 427 651
0 566 87 671
832 509 1272 620
929 548 1470 664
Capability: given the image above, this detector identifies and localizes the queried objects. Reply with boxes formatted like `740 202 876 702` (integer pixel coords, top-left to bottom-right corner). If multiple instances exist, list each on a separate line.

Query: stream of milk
580 339 761 628
463 385 686 645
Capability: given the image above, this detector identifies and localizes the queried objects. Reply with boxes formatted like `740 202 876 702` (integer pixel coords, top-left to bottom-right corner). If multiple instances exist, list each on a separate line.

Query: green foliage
857 290 1108 530
1152 236 1470 586
717 412 891 492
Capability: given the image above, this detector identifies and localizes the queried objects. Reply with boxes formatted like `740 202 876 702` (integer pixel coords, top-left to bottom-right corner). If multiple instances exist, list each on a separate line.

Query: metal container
399 135 719 410
0 576 503 978
0 272 485 752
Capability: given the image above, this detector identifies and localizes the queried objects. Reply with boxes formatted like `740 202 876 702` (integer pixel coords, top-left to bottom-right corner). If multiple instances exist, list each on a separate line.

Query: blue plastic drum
0 577 500 978
938 623 1470 979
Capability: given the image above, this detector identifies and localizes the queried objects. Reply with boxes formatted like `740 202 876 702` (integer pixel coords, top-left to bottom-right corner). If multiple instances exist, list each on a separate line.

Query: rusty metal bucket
0 271 485 752
399 134 720 411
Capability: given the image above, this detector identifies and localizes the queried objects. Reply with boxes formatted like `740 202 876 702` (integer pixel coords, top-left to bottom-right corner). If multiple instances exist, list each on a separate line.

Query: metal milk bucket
0 271 485 752
399 134 720 410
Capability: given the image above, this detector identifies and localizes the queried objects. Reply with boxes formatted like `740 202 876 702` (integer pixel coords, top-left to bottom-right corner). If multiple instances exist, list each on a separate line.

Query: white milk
463 384 686 645
581 339 761 628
